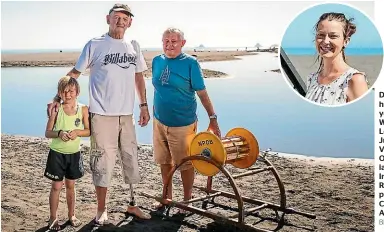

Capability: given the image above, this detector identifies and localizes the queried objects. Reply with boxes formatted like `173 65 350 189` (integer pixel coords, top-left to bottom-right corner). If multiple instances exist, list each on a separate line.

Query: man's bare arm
196 89 221 137
135 72 150 126
135 72 147 104
196 89 215 116
66 67 81 79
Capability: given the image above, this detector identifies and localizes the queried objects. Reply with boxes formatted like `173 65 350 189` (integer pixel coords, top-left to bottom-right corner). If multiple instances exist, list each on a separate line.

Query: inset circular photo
280 2 383 106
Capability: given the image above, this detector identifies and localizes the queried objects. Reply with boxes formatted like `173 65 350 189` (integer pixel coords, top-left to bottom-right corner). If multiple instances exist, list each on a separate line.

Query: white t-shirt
75 33 147 116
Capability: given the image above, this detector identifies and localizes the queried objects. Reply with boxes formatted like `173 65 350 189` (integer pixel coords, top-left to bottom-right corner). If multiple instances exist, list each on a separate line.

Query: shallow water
1 53 374 158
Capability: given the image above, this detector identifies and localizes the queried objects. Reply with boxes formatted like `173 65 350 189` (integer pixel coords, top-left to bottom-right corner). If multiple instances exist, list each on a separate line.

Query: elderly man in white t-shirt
49 3 151 224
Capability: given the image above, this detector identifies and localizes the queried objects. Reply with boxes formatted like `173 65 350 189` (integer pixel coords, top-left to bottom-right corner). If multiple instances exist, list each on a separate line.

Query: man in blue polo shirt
152 27 221 209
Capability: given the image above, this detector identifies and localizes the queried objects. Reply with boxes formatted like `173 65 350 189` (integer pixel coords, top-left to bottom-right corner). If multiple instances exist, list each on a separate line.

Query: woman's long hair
314 13 357 73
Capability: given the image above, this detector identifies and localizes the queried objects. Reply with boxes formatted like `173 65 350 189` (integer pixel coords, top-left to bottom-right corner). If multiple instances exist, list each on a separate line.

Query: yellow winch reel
189 128 260 176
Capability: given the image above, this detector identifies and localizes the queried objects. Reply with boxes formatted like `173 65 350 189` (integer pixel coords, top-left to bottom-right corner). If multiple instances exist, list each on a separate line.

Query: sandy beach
286 55 383 88
1 134 374 232
1 51 258 78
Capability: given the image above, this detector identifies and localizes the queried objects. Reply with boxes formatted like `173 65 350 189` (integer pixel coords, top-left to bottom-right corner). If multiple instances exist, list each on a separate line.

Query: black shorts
44 149 84 181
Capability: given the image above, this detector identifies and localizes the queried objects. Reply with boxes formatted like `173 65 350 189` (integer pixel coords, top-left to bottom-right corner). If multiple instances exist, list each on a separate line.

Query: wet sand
1 134 374 232
1 51 258 78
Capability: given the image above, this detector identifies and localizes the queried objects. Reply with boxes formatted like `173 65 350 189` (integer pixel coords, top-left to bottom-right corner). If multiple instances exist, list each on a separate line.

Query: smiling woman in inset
305 12 369 105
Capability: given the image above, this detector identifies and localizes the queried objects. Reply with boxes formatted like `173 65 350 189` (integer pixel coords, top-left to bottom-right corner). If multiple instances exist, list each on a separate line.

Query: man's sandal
48 218 60 231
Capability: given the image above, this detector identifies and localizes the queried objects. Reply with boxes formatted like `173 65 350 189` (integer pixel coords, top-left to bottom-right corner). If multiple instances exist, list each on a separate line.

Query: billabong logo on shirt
102 53 136 69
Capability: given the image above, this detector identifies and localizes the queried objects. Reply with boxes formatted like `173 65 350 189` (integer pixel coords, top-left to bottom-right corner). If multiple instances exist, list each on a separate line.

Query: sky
281 2 381 48
0 0 378 50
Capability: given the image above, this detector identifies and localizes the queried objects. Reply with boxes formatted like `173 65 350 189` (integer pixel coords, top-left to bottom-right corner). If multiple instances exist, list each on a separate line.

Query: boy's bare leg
65 179 81 226
65 179 76 219
49 181 63 227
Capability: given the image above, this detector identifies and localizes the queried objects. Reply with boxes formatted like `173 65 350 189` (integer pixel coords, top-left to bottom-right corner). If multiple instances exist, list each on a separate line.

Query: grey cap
109 3 134 17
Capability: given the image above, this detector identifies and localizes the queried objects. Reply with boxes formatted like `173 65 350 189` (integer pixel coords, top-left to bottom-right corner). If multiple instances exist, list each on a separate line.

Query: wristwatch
139 103 148 108
209 114 217 119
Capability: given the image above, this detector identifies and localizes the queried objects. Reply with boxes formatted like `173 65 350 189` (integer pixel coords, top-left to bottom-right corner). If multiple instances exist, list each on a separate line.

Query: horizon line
1 46 279 51
3 46 383 50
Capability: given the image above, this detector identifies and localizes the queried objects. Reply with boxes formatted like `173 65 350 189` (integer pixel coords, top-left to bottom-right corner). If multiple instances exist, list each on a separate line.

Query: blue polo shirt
152 53 206 127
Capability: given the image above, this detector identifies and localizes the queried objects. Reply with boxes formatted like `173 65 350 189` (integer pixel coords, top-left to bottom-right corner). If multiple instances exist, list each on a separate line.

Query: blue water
1 54 374 159
284 47 383 56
